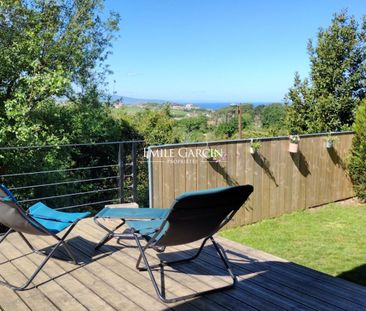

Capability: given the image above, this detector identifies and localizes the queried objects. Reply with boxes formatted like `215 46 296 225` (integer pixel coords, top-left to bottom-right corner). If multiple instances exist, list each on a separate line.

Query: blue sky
103 0 365 103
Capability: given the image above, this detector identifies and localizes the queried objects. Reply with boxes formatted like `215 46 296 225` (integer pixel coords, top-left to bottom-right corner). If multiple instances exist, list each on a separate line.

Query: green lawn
220 203 366 286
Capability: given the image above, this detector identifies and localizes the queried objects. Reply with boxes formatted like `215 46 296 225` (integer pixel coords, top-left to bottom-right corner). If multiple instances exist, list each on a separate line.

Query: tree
130 108 179 145
177 115 208 133
0 1 142 212
286 11 366 133
261 103 286 129
0 0 120 146
349 99 366 201
215 117 238 138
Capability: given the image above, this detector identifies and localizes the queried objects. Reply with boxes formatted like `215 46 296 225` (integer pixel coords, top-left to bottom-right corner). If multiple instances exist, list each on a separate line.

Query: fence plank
151 153 162 208
162 149 175 208
150 133 354 227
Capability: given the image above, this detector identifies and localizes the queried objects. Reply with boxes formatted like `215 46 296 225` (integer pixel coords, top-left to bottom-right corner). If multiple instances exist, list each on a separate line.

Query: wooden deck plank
0 269 54 311
0 275 31 311
0 249 30 311
168 243 319 311
216 236 366 296
1 219 366 311
216 237 366 309
161 247 291 311
86 222 366 310
1 238 86 311
11 234 136 311
80 221 229 311
0 243 60 311
89 230 255 311
64 230 177 311
178 240 349 311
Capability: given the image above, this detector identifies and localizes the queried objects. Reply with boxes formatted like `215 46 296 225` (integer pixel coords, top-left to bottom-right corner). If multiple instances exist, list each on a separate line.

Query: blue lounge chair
0 184 90 290
94 185 253 303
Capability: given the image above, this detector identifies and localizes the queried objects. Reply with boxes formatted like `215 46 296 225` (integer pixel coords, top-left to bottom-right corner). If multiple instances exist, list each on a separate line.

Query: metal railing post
131 142 138 202
118 143 125 203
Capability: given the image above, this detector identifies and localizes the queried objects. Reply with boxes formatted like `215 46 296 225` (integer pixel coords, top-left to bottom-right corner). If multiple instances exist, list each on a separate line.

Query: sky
103 0 365 103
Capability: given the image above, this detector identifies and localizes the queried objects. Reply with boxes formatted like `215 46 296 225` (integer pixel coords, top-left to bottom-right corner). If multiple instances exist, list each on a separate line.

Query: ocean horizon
194 102 275 110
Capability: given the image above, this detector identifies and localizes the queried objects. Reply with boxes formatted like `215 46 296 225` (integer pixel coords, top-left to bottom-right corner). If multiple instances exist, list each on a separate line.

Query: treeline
114 102 287 144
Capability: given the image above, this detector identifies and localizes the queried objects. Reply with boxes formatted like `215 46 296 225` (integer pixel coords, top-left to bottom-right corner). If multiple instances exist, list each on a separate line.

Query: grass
220 203 366 286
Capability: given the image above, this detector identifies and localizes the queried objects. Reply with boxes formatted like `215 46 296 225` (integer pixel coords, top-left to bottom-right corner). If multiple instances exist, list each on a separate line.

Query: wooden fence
149 132 354 228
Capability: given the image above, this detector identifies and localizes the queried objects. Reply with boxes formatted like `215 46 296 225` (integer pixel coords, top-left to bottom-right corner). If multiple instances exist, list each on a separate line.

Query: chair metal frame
94 217 126 250
129 207 239 303
0 192 85 291
0 214 81 291
94 185 253 303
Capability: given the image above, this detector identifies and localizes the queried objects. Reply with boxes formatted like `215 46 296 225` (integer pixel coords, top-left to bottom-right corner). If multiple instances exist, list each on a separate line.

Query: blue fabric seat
97 207 169 220
126 219 168 241
29 202 90 234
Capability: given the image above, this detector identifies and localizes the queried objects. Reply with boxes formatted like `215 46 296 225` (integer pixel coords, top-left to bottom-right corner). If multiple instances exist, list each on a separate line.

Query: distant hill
110 95 168 105
109 95 281 110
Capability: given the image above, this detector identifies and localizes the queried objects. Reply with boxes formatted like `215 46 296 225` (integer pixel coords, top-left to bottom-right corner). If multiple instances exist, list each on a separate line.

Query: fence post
118 143 125 203
131 142 138 202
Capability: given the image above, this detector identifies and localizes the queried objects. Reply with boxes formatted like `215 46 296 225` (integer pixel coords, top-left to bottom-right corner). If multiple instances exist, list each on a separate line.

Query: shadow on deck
0 219 365 311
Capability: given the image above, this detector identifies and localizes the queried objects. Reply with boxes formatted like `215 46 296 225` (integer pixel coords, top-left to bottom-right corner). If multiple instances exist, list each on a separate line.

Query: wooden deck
0 218 365 311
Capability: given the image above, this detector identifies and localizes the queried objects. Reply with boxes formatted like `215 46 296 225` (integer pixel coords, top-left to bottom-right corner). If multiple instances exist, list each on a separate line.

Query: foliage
175 115 209 142
221 203 366 286
286 11 366 133
112 102 289 143
215 117 238 138
324 134 338 143
240 103 256 123
1 101 140 208
129 107 179 145
289 134 300 144
250 140 261 152
0 0 144 215
349 99 366 201
0 0 120 147
177 115 208 132
261 103 286 130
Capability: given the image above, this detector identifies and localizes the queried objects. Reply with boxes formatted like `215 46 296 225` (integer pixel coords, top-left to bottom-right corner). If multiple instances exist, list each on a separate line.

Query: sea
194 102 271 110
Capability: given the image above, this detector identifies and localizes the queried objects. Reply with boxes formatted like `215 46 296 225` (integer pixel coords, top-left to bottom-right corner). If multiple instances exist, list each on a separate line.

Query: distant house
185 104 193 110
113 101 123 109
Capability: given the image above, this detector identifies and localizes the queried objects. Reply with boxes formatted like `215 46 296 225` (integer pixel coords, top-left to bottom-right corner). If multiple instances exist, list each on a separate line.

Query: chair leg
19 229 78 264
95 232 114 250
18 232 39 253
210 237 237 281
0 229 13 245
136 236 210 271
61 240 78 264
0 234 69 291
133 234 237 303
94 218 125 250
133 234 167 301
0 224 79 290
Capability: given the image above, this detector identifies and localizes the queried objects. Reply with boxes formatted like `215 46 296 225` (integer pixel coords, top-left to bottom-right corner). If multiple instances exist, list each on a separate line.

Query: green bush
349 99 366 201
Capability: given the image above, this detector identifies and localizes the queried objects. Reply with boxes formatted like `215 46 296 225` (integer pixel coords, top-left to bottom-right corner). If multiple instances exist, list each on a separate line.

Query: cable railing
0 140 145 213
